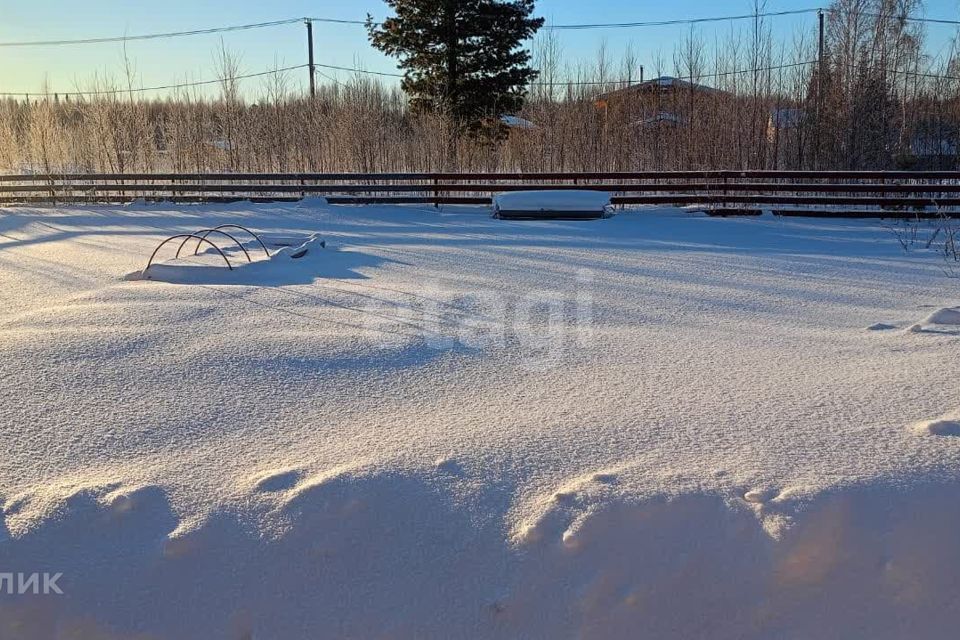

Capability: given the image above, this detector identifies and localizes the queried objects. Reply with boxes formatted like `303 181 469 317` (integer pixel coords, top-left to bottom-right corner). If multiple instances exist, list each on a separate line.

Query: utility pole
817 10 825 79
816 9 825 168
305 18 316 98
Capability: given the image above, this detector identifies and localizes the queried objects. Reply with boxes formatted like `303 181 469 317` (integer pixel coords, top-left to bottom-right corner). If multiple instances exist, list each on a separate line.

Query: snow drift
5 473 960 639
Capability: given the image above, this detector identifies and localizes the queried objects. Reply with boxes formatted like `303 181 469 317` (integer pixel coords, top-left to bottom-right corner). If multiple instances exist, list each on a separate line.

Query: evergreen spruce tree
367 0 543 137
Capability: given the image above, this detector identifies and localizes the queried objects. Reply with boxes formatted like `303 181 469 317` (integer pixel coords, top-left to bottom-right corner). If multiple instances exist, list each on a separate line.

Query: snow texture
0 201 959 639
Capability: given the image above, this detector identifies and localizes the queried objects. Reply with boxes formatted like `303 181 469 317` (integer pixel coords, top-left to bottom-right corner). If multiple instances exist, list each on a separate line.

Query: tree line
0 0 957 174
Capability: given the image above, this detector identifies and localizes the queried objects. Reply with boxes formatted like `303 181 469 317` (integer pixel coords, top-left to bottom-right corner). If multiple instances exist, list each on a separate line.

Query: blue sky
0 0 957 96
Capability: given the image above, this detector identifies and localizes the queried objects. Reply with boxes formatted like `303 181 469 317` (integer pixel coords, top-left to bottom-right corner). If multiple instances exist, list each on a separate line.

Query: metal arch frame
199 224 270 258
174 229 252 263
144 234 233 272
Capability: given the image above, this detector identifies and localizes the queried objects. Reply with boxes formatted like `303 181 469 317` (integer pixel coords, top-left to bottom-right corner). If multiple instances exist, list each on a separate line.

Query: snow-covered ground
1 201 959 639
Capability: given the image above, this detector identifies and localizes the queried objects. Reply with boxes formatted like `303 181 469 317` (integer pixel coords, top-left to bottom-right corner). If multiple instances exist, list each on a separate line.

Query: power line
544 8 821 30
840 62 960 83
686 60 817 82
901 15 960 26
542 7 959 30
0 60 819 97
315 71 347 88
26 58 960 99
835 10 960 27
315 63 401 78
314 59 818 86
305 17 367 26
2 3 956 97
0 65 308 97
326 9 825 31
0 8 824 48
0 17 362 48
1 6 957 50
0 18 300 48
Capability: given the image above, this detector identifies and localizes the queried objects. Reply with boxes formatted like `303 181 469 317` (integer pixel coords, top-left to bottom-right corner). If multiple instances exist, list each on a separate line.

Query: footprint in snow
434 457 465 477
744 489 775 504
108 485 168 516
912 416 960 437
252 469 304 493
591 472 618 485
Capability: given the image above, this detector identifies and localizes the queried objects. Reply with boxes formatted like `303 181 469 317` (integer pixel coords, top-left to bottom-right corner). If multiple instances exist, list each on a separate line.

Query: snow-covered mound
493 190 611 214
122 235 373 286
922 306 960 325
909 306 960 333
0 203 959 639
258 232 315 247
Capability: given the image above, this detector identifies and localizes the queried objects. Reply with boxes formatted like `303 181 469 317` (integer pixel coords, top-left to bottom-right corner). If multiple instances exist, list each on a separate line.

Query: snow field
0 201 959 638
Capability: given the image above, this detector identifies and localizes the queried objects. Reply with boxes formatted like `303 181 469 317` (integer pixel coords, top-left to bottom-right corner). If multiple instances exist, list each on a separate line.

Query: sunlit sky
0 0 957 97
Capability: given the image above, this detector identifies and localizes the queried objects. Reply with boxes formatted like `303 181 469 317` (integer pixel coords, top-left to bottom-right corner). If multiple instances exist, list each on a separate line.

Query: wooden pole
816 9 825 169
306 19 316 98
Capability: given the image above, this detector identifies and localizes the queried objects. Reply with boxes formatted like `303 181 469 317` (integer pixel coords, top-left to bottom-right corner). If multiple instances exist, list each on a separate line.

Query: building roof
500 115 536 130
596 76 723 101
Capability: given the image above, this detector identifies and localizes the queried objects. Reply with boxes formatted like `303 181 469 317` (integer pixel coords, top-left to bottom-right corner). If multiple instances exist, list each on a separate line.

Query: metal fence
2 171 960 217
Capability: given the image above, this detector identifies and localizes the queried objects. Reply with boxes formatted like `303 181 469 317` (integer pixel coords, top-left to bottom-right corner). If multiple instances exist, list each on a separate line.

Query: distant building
594 76 726 128
500 114 536 130
595 76 722 107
